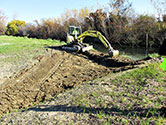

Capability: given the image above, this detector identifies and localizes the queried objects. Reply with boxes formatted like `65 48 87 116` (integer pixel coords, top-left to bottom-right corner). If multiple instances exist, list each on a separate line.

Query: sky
0 0 156 23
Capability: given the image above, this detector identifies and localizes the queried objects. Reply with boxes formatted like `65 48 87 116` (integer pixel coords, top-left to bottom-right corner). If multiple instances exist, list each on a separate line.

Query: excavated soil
0 50 154 115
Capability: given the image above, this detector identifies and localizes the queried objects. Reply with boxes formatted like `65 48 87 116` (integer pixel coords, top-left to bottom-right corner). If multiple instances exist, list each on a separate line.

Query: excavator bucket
112 50 119 57
108 49 119 57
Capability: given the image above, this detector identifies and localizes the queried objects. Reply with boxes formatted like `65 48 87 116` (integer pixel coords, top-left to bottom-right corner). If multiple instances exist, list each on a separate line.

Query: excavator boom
77 30 114 51
76 30 119 57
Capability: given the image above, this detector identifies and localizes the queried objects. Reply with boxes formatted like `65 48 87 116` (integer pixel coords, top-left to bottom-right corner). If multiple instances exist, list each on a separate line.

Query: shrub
6 20 26 36
21 7 90 41
125 15 163 47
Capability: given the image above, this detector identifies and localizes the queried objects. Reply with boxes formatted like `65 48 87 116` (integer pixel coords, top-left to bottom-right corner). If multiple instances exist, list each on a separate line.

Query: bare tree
150 0 166 20
0 10 7 35
109 0 132 16
150 0 166 45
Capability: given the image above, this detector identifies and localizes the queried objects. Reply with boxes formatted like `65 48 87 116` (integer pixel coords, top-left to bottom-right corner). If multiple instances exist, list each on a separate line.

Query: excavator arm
76 30 119 57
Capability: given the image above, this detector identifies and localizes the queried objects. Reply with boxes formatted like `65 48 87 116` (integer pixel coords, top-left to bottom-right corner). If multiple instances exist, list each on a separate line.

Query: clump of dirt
0 50 154 115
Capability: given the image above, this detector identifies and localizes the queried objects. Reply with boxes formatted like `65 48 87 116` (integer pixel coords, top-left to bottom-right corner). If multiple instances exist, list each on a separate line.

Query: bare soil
0 49 155 115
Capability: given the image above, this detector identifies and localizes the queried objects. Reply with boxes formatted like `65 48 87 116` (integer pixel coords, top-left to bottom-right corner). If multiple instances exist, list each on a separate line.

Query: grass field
0 35 64 54
0 35 64 80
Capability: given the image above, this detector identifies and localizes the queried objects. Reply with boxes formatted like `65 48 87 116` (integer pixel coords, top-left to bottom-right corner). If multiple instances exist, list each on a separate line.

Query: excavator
61 26 119 57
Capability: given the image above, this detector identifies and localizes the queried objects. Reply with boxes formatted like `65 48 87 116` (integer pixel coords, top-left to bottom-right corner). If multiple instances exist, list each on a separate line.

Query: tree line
0 0 166 48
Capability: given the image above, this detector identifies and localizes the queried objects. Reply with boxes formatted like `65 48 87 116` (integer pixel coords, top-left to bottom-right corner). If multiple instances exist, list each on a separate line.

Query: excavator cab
67 26 82 43
69 26 82 36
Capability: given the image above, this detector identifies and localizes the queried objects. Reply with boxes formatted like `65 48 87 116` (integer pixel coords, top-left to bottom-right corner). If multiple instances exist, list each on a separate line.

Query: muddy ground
0 49 157 116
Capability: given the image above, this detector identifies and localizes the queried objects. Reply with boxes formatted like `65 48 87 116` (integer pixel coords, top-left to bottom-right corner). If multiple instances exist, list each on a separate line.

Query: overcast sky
0 0 155 23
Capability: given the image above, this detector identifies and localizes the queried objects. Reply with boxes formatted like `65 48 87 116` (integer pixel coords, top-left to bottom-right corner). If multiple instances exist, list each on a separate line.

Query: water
92 44 159 60
118 47 157 60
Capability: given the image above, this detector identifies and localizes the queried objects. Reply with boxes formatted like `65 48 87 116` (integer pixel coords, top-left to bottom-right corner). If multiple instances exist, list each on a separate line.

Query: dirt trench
0 50 152 115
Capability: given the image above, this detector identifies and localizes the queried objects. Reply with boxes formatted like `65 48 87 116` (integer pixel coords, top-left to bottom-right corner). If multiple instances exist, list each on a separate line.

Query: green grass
0 35 64 54
107 63 166 123
68 62 166 124
0 35 65 78
113 62 165 85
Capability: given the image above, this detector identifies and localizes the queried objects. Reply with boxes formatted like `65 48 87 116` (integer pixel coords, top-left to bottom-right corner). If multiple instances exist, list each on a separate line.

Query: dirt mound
0 50 152 115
